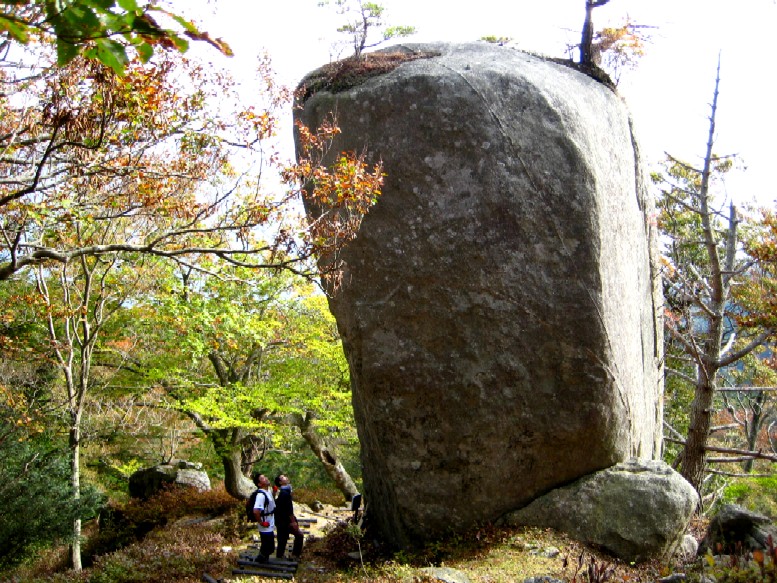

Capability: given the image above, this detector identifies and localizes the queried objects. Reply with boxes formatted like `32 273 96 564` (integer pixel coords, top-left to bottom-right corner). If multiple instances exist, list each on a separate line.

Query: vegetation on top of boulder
548 56 617 91
296 49 439 103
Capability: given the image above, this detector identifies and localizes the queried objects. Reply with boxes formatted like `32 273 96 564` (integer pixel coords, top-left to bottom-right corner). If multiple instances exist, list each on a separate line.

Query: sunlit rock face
295 42 663 548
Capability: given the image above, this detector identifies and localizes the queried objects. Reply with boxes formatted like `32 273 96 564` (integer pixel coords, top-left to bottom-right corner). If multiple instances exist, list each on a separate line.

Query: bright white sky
181 0 776 209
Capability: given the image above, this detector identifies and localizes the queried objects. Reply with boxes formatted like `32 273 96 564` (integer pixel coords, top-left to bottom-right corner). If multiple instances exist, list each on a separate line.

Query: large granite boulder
295 42 663 547
500 459 699 562
128 460 211 500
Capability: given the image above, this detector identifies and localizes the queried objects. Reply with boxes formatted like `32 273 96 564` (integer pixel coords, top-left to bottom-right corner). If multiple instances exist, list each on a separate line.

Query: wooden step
236 558 297 572
237 555 299 570
232 568 294 579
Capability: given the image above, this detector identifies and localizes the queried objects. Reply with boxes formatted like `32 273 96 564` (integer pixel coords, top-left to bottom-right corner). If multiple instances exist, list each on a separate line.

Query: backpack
245 489 273 522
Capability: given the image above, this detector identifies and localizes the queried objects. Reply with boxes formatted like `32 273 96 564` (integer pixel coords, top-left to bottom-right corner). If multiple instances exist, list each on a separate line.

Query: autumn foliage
0 40 382 283
285 117 384 277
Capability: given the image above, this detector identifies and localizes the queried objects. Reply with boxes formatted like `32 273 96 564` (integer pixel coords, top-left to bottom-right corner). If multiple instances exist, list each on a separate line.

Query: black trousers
276 522 304 558
258 530 275 560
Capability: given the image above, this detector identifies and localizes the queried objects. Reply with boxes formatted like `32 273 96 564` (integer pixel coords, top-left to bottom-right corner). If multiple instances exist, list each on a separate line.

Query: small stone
417 566 472 583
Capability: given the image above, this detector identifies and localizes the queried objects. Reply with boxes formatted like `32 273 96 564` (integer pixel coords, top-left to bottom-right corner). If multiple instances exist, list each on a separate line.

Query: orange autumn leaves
284 117 384 263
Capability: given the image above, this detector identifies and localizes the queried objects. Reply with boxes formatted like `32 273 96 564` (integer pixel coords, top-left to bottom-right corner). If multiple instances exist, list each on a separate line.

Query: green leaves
0 14 30 43
84 37 129 74
0 1 229 74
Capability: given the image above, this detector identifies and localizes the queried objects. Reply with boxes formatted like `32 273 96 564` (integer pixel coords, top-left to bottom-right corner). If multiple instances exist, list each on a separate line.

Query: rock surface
128 460 211 500
699 504 777 555
417 566 472 583
295 42 663 546
500 459 699 562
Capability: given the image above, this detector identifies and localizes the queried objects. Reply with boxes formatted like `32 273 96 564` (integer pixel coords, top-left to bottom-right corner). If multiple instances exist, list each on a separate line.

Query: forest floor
4 495 712 583
202 503 706 583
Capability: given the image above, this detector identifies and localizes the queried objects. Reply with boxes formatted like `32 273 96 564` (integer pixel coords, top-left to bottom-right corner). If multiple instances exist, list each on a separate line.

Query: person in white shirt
252 473 276 562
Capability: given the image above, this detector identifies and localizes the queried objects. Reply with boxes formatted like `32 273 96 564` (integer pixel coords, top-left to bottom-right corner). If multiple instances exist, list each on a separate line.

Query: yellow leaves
237 107 276 142
593 18 652 84
294 118 342 152
705 549 716 567
308 151 384 208
597 25 646 57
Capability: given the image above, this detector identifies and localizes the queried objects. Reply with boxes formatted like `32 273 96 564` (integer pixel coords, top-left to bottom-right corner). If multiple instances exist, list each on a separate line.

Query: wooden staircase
204 516 318 581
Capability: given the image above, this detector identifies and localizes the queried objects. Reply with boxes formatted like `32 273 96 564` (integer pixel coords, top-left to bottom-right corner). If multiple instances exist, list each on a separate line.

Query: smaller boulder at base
699 504 777 556
499 459 699 562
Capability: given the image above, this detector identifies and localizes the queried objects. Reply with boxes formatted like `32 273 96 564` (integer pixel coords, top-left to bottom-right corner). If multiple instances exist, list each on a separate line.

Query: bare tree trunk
70 421 82 571
294 411 359 501
743 390 768 473
218 427 255 499
676 59 723 493
676 57 742 494
188 420 256 500
579 0 610 66
681 378 716 492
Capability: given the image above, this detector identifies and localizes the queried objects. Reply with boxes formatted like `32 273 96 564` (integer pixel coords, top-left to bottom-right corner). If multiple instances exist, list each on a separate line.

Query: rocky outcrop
699 504 777 555
128 460 211 500
295 42 663 547
499 459 698 562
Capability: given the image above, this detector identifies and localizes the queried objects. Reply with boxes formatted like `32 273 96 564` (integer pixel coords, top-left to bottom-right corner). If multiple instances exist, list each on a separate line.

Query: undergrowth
2 485 242 583
696 537 777 583
13 486 768 583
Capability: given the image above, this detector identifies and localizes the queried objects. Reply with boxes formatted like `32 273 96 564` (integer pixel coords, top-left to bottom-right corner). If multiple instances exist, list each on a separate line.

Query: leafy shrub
82 484 239 563
0 427 104 569
86 522 236 583
119 482 237 522
295 485 351 507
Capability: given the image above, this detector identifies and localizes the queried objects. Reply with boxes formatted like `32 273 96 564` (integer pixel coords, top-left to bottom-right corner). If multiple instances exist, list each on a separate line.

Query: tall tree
274 293 360 500
33 247 157 569
125 265 359 501
655 58 774 494
0 38 379 568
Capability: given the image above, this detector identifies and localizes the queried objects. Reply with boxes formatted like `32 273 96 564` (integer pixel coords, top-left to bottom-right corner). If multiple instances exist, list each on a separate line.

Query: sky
181 0 777 209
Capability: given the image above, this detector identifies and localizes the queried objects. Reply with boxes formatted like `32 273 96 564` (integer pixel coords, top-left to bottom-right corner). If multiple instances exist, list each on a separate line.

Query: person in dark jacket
274 473 304 559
